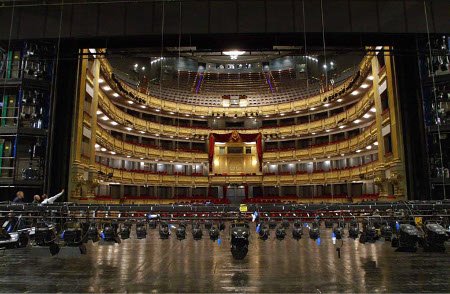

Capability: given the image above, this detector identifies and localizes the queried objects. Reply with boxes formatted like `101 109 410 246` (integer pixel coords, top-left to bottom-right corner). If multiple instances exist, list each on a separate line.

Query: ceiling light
264 115 270 118
351 91 359 96
102 86 111 91
134 63 138 68
185 137 189 140
200 116 205 118
363 113 371 119
323 64 327 69
374 142 379 146
111 121 118 126
325 129 331 133
295 111 300 114
339 125 345 129
223 50 246 60
142 66 146 71
95 144 100 148
112 93 119 97
170 136 174 138
185 114 190 117
280 113 285 116
368 75 374 80
101 116 109 121
337 98 343 102
98 78 104 83
366 145 372 150
370 107 376 113
341 154 345 156
125 127 132 131
169 112 175 114
139 131 145 134
96 110 102 115
310 107 316 111
100 147 106 152
361 84 369 89
127 100 134 104
356 149 361 153
311 132 316 135
324 103 330 107
170 160 173 163
140 105 147 109
353 119 361 124
155 109 161 112
155 134 160 137
140 157 144 160
126 155 131 158
110 151 116 155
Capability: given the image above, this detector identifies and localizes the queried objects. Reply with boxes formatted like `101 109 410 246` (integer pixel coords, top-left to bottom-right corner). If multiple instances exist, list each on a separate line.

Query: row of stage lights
2 215 449 260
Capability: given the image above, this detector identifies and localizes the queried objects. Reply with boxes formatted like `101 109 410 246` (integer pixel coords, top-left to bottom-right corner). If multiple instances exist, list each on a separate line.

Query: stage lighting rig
391 224 419 252
176 223 187 240
120 222 132 240
269 220 277 229
258 223 270 240
421 223 448 252
192 222 203 240
230 222 250 260
281 220 290 228
61 221 83 247
292 220 303 240
136 221 147 239
209 226 220 241
33 221 59 255
348 220 360 239
159 222 170 239
309 222 320 240
84 223 100 243
275 225 286 240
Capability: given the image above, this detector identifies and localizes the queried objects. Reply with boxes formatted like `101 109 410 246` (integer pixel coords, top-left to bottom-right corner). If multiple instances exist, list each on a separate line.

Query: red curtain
208 132 263 172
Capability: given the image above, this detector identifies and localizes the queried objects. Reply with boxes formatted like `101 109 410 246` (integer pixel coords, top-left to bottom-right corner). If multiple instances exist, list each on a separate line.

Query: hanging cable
424 0 446 200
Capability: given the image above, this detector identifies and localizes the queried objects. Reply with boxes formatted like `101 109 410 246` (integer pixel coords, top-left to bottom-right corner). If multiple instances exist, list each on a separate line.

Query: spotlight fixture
230 222 250 260
422 223 448 252
86 223 100 243
61 221 83 248
204 221 213 230
292 220 303 240
120 222 132 240
159 222 170 239
359 220 378 244
348 220 360 239
380 223 393 241
325 220 334 228
257 222 270 241
176 223 187 241
136 221 147 239
275 226 286 240
268 220 277 229
281 220 290 228
192 222 203 240
309 222 320 240
209 226 220 241
391 224 419 252
101 223 120 243
333 224 344 240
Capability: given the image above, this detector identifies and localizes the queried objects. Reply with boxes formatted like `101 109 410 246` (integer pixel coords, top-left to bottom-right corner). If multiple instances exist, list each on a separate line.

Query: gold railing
93 161 377 186
98 53 373 117
95 126 208 162
263 122 380 161
92 75 374 138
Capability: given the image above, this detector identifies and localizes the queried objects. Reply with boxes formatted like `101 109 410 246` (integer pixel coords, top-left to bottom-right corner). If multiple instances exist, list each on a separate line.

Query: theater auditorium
0 1 449 293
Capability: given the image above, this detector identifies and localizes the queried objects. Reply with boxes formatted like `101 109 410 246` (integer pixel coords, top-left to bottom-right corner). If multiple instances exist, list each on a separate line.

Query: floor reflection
0 223 449 293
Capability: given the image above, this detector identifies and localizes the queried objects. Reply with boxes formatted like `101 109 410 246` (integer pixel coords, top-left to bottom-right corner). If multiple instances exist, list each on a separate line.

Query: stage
1 225 449 293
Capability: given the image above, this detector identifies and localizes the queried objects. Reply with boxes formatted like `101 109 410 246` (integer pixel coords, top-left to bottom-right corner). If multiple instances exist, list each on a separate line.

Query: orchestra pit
0 1 449 293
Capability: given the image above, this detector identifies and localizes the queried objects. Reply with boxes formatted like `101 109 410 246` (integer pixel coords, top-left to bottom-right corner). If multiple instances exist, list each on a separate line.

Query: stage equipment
281 220 290 228
309 222 320 240
159 222 170 239
325 220 334 228
380 223 393 241
333 225 344 240
219 222 226 231
192 222 203 240
204 221 213 230
136 221 147 239
422 223 448 252
0 216 29 249
348 220 360 239
61 222 83 247
269 220 277 229
391 224 419 251
275 225 286 240
176 223 186 240
84 223 100 243
292 220 303 240
359 220 378 244
101 223 120 243
258 223 270 240
230 222 250 260
120 222 132 240
209 226 220 241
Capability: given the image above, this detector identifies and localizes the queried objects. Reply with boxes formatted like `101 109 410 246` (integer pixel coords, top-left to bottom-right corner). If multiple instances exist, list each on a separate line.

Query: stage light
257 223 270 240
391 224 419 252
339 125 345 129
136 221 147 239
86 223 100 242
223 50 245 60
325 220 334 228
370 107 376 113
337 98 343 102
159 222 170 239
333 225 344 240
361 84 369 89
112 93 119 97
351 91 359 96
61 221 83 247
102 86 111 91
230 222 250 260
368 75 374 80
353 119 361 124
120 222 131 240
348 220 360 239
34 221 57 248
275 226 286 240
127 100 134 104
310 107 316 111
125 127 132 131
281 220 290 228
98 78 104 83
176 223 187 240
363 113 371 119
422 223 448 252
374 142 379 146
380 223 393 241
192 222 203 240
101 223 120 243
359 220 378 244
204 221 213 230
309 222 320 240
111 121 118 126
292 221 303 240
96 110 102 115
209 226 220 241
269 220 277 229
